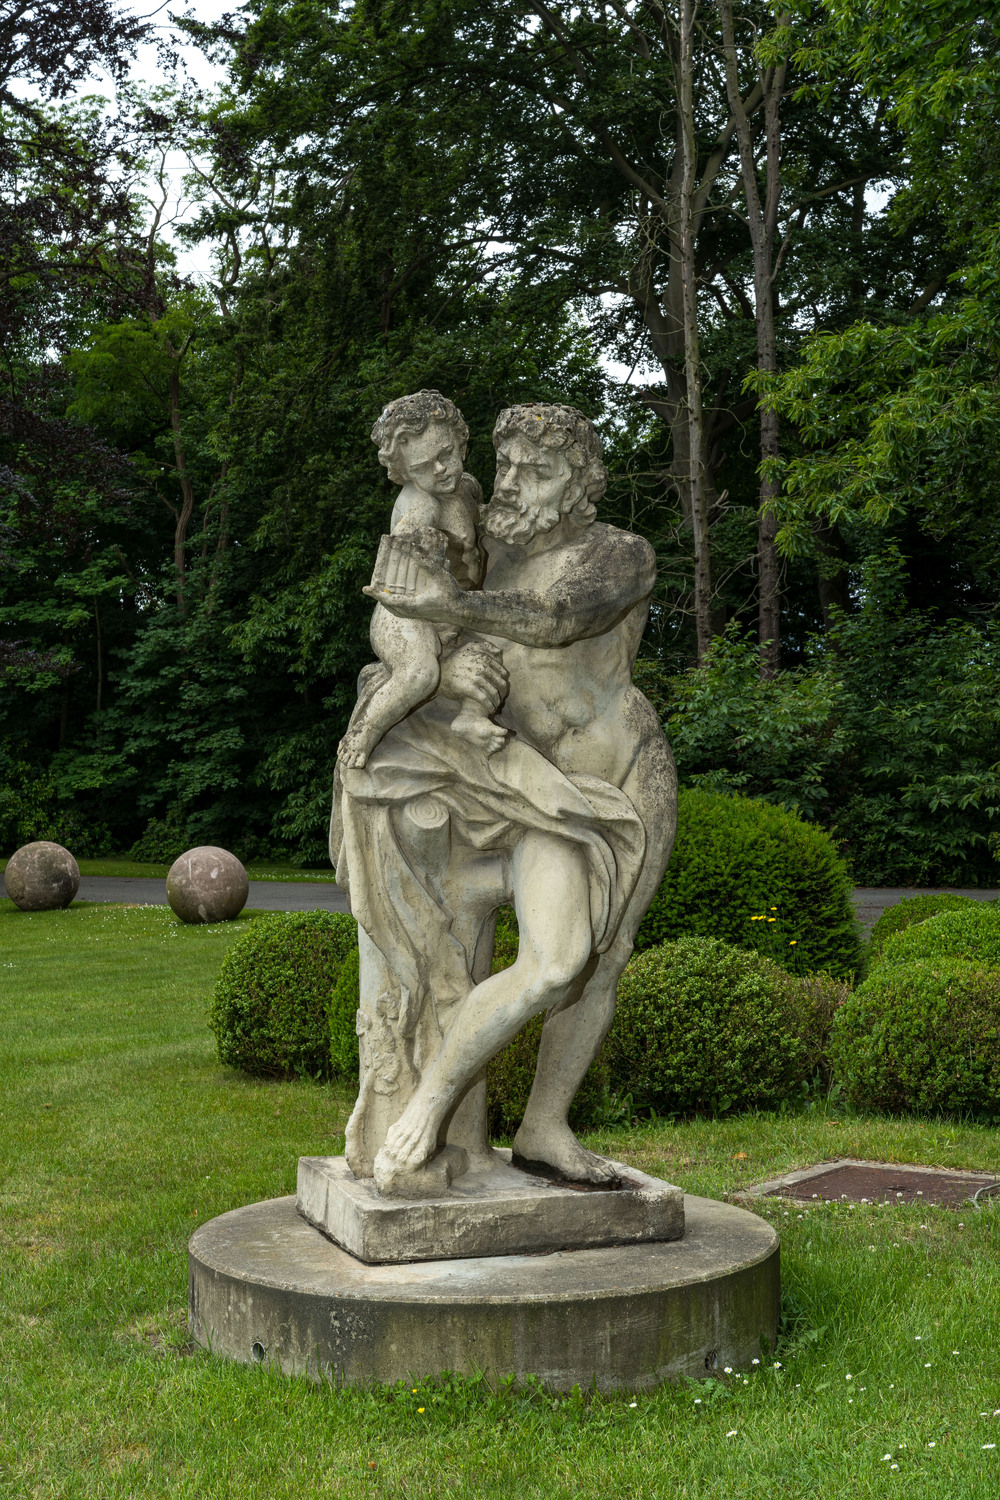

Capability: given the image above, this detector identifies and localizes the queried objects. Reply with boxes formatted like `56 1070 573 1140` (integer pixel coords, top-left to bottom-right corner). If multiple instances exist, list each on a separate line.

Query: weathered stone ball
166 846 249 925
4 841 80 911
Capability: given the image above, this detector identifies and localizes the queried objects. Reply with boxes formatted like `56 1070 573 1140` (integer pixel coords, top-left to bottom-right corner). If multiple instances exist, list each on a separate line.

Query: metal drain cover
743 1158 1000 1209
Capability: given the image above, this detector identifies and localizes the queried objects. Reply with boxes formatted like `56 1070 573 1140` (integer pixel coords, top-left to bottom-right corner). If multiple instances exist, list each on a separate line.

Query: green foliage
209 911 357 1079
867 893 979 963
876 904 1000 971
831 959 1000 1118
127 808 191 864
0 743 112 856
329 944 361 1080
828 561 1000 885
649 560 1000 887
603 938 825 1117
656 627 848 821
636 790 860 979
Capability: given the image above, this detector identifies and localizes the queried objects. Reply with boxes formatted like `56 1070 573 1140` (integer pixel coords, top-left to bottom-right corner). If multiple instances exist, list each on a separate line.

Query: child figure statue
337 390 506 769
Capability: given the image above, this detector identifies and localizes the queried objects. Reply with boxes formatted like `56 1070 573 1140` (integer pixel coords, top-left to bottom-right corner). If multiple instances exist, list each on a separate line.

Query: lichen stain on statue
329 393 678 1202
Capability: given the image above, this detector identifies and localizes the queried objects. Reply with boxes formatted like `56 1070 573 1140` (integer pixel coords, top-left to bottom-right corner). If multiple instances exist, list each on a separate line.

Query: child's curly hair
371 390 469 485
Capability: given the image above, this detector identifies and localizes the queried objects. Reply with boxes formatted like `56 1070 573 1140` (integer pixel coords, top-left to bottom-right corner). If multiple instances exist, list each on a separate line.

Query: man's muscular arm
364 530 656 648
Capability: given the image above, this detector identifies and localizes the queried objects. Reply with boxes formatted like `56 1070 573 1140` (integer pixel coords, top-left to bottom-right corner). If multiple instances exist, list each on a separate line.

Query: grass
2 903 1000 1499
0 857 339 881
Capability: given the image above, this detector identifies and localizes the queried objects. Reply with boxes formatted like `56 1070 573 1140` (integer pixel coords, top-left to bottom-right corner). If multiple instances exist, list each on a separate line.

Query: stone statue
337 391 505 769
329 397 677 1202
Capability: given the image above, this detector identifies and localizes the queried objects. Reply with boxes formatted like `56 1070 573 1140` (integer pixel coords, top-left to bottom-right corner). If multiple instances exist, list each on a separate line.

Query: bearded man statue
329 401 677 1199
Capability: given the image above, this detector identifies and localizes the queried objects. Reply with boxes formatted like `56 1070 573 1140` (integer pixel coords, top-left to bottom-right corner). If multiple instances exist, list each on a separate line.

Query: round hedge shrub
209 911 358 1078
602 936 833 1116
635 790 860 979
866 893 978 965
329 943 361 1079
830 959 1000 1117
874 904 1000 971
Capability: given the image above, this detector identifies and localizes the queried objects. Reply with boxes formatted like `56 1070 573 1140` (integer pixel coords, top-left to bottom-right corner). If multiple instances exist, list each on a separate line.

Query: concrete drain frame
738 1158 1000 1210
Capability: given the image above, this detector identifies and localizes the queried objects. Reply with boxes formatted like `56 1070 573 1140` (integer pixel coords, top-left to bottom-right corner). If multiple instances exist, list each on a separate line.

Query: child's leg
338 611 441 768
452 698 507 755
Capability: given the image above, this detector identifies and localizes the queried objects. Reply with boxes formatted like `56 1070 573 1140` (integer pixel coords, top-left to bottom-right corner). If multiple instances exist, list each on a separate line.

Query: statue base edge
188 1194 780 1392
296 1148 684 1263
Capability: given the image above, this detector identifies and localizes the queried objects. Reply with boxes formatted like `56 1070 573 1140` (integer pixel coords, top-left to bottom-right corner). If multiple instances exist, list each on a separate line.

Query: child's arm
390 483 441 533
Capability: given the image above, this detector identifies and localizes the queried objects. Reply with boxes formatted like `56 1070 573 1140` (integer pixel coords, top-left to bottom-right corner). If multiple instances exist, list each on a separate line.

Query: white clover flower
694 1398 702 1404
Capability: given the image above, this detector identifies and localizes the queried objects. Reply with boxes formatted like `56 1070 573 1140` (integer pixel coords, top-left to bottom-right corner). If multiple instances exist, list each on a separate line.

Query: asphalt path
852 885 999 930
1 875 996 924
0 873 351 914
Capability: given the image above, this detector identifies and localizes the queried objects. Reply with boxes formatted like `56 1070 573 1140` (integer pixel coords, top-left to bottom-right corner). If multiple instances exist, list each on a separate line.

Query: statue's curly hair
370 390 469 485
492 403 606 524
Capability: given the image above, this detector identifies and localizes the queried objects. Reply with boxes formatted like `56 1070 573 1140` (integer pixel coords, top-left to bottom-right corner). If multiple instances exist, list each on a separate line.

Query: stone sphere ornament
4 841 80 911
166 846 249 924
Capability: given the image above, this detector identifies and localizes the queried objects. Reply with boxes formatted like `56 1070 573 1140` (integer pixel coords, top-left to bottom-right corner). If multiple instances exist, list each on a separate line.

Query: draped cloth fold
331 698 646 1016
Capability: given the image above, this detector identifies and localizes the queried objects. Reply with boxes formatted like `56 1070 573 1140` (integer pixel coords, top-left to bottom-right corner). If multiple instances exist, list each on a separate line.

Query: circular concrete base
189 1195 779 1391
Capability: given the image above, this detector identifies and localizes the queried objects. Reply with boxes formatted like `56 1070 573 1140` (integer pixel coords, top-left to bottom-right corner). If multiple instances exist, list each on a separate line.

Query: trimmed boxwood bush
329 944 361 1079
875 904 1000 971
602 936 840 1117
635 790 860 979
866 892 978 964
209 911 358 1078
831 959 1000 1117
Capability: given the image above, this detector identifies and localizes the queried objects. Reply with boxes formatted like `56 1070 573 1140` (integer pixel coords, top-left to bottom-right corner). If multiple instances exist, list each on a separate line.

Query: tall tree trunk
720 1 789 678
167 356 195 617
678 0 713 663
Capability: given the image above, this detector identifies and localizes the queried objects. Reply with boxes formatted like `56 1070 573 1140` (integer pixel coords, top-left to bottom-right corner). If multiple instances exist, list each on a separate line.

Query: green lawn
2 902 999 1499
0 857 339 881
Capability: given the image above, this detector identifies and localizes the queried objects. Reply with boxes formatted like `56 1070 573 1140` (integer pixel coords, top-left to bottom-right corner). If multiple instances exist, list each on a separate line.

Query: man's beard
481 495 561 545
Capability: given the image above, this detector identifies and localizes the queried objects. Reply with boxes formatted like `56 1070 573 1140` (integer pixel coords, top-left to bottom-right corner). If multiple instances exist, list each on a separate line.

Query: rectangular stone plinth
296 1150 684 1264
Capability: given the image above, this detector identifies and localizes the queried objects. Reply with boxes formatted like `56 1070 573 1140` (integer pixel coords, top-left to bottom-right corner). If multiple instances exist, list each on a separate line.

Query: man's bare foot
383 1100 441 1170
512 1119 620 1185
452 710 507 756
337 726 373 769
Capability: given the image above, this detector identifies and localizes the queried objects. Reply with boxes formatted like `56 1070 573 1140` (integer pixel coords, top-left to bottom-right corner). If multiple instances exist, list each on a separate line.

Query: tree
757 5 1000 583
193 0 918 662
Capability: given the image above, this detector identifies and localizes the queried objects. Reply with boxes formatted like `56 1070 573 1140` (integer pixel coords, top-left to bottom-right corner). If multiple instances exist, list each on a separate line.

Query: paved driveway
2 875 995 926
1 874 351 915
852 885 999 930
